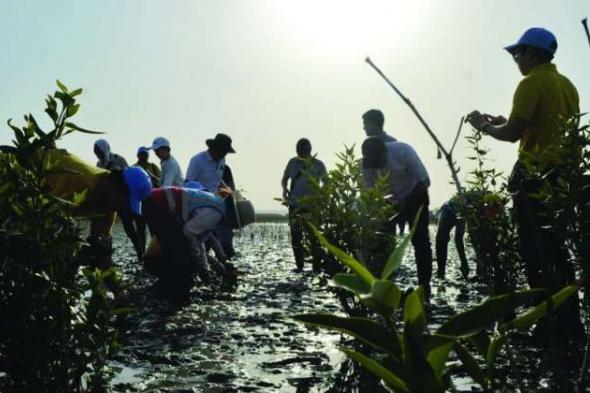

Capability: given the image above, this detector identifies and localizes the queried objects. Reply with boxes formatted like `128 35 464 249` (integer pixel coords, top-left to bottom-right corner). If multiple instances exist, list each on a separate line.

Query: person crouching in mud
45 149 152 304
141 182 232 303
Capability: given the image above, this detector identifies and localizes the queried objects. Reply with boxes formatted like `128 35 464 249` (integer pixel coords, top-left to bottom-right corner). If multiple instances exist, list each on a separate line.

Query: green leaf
308 222 375 285
485 335 507 378
424 335 457 381
66 104 80 118
64 122 104 135
70 88 83 97
499 284 579 332
360 279 402 314
294 313 402 359
341 348 409 393
437 288 545 337
331 273 371 295
403 286 426 337
454 342 487 388
0 145 18 154
56 79 69 93
381 206 423 280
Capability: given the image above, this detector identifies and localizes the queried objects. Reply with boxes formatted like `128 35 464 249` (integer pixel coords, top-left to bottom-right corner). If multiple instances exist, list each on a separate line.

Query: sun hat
206 133 236 153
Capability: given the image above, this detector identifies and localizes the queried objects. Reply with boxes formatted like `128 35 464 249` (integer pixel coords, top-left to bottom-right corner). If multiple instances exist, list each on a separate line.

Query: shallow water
108 223 584 392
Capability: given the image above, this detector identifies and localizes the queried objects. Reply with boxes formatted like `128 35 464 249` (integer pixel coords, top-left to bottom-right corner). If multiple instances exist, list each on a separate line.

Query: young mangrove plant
294 213 580 393
0 81 119 392
294 146 396 314
463 128 523 295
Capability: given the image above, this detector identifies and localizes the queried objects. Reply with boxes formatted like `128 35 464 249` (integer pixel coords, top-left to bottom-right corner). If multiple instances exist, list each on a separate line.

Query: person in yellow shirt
466 27 583 341
46 148 152 299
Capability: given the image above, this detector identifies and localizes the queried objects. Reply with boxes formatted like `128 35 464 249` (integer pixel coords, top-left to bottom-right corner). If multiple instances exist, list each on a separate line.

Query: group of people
48 132 241 304
282 26 585 339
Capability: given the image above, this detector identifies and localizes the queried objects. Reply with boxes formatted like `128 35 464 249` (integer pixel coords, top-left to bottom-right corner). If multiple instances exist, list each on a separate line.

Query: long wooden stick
583 18 590 49
365 57 464 196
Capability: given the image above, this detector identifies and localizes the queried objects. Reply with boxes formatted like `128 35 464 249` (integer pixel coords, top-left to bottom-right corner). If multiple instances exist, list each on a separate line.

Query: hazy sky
2 0 589 212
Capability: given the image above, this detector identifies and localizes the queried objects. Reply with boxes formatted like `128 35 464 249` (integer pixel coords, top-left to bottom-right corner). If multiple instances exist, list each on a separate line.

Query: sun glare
274 0 429 58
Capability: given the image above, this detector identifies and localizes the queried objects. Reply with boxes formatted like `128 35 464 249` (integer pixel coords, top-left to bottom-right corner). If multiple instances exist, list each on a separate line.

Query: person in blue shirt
185 133 235 192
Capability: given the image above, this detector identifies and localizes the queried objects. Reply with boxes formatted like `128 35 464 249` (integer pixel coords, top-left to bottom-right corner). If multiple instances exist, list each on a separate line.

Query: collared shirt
185 150 225 192
160 155 184 187
283 156 327 206
363 141 430 201
510 63 579 162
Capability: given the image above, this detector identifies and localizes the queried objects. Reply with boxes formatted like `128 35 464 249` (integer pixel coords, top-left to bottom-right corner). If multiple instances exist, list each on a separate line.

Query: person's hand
465 110 488 131
484 114 507 126
217 186 233 198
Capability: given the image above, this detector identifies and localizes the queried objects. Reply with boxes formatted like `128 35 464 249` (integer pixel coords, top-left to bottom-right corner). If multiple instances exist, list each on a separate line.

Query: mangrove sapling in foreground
0 81 122 392
294 146 396 314
294 212 581 393
464 128 524 295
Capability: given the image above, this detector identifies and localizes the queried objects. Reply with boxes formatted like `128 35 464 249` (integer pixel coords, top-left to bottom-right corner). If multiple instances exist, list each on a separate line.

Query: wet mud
109 223 584 392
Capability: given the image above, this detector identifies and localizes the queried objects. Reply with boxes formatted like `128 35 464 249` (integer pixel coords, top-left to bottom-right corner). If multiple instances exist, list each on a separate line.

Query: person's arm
160 161 172 187
467 112 526 142
362 167 377 189
118 208 144 259
281 163 290 201
467 77 539 143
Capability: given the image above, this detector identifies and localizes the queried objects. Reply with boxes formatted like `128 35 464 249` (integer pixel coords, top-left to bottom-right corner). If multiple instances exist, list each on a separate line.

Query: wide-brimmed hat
206 133 235 153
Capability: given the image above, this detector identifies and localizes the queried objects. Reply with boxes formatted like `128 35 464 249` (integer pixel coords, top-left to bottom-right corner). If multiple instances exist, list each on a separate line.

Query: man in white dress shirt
362 136 433 296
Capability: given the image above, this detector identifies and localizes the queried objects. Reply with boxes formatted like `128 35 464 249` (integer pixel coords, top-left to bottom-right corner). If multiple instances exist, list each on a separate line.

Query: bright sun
273 0 427 58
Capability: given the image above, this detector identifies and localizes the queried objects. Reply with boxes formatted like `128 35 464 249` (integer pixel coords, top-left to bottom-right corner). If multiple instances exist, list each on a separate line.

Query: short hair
361 137 387 169
296 138 312 157
362 109 385 129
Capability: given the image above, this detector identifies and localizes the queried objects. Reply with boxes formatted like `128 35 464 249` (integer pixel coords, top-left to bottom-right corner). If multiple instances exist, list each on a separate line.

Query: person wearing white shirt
150 137 183 187
362 136 433 296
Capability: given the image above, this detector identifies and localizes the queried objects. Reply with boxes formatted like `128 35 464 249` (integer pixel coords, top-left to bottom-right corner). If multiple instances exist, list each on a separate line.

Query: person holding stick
466 27 584 341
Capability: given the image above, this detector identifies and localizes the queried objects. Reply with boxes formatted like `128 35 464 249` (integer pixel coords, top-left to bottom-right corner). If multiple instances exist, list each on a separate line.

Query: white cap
151 137 170 150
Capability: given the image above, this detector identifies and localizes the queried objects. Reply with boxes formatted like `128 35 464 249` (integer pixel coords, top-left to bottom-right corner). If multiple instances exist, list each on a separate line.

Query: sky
1 0 590 212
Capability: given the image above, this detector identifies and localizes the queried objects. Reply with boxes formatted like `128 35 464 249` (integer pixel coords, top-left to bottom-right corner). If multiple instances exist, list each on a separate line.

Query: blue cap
123 166 152 215
504 27 557 55
137 146 149 155
184 180 207 191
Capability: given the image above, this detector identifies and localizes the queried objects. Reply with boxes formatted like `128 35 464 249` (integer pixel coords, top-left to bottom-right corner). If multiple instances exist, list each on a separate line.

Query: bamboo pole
583 18 590 49
364 57 464 197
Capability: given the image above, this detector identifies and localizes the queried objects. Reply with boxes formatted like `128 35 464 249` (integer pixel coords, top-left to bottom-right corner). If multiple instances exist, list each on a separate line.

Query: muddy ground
110 223 585 393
